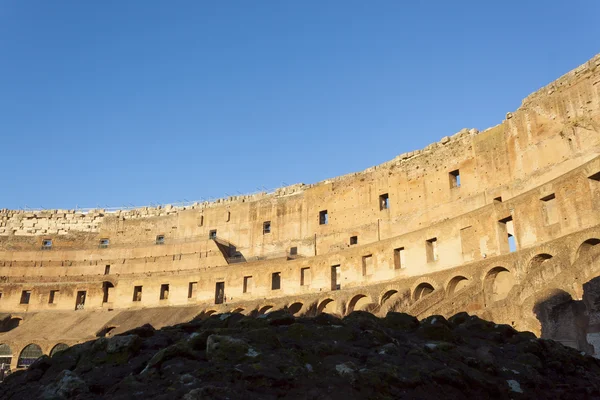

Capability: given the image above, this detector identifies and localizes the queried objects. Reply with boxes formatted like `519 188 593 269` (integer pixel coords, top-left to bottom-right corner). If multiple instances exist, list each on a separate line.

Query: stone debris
1 311 600 399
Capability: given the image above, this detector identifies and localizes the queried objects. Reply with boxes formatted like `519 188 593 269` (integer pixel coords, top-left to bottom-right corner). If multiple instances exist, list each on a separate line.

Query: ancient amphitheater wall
1 153 600 314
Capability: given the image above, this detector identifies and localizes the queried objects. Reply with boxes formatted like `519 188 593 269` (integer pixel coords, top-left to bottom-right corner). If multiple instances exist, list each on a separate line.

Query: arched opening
484 267 514 303
0 344 12 372
317 298 337 315
287 302 303 315
17 344 43 368
576 238 600 262
381 290 398 305
258 305 273 315
529 253 553 269
231 308 244 314
49 343 69 357
0 316 22 333
413 283 435 301
96 326 116 338
102 281 115 303
347 294 371 313
447 276 469 295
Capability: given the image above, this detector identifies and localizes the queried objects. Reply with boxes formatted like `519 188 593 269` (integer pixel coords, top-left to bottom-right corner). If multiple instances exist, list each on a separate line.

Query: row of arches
0 342 68 371
198 238 599 326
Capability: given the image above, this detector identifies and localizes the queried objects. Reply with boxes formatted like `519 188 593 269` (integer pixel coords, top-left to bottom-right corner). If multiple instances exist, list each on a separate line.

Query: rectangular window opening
49 290 58 304
20 290 31 304
331 265 341 290
350 236 358 245
133 286 143 302
75 291 86 310
160 284 169 300
99 238 110 248
426 237 438 262
541 193 559 225
379 193 389 210
449 169 461 188
209 230 217 240
243 276 253 293
263 221 271 234
155 235 165 245
394 247 405 270
226 211 231 222
215 282 225 304
289 246 298 256
300 267 311 286
362 255 373 276
319 210 328 225
271 272 281 290
188 282 198 299
499 216 517 253
104 265 110 275
199 215 204 227
41 239 52 250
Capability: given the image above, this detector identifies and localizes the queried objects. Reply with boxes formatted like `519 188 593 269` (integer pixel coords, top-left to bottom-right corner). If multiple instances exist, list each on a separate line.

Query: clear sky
1 1 599 210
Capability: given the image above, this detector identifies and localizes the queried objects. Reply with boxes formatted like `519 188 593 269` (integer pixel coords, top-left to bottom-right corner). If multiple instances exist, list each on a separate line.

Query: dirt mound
1 311 600 399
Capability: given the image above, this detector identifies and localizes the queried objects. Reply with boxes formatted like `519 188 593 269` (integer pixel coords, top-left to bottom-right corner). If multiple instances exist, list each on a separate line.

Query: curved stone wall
0 54 599 371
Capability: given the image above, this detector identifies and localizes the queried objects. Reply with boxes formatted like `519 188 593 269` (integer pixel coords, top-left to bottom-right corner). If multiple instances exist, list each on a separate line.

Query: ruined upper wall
1 54 599 262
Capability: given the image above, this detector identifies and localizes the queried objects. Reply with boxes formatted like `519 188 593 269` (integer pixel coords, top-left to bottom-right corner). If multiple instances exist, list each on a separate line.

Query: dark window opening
289 246 298 256
301 267 311 286
133 286 143 302
271 272 281 290
160 284 169 300
263 221 271 234
319 210 328 225
188 282 197 299
215 282 225 304
99 238 109 248
243 276 253 293
102 282 113 303
350 236 358 245
331 265 341 290
104 265 110 275
49 290 58 304
449 169 461 188
155 235 165 245
75 291 86 310
20 290 31 305
41 239 52 250
499 216 517 253
226 211 230 222
379 193 389 210
426 237 438 262
209 230 217 240
494 196 503 203
199 215 204 226
394 247 405 270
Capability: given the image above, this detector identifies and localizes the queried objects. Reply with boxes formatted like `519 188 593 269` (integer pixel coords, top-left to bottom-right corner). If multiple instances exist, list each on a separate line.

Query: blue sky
1 1 598 210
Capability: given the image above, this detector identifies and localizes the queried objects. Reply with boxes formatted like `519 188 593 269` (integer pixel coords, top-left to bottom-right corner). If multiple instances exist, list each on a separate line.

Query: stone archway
447 276 469 295
347 294 371 313
0 344 12 372
484 266 514 303
317 298 337 315
287 302 303 315
17 344 43 369
413 283 435 301
49 343 69 357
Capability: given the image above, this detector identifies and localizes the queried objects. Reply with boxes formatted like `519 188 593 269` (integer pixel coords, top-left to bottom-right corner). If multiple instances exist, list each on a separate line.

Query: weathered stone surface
1 312 600 399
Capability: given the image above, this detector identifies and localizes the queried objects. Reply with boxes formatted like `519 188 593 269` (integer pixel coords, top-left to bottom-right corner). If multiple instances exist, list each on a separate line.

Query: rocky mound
2 311 600 399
